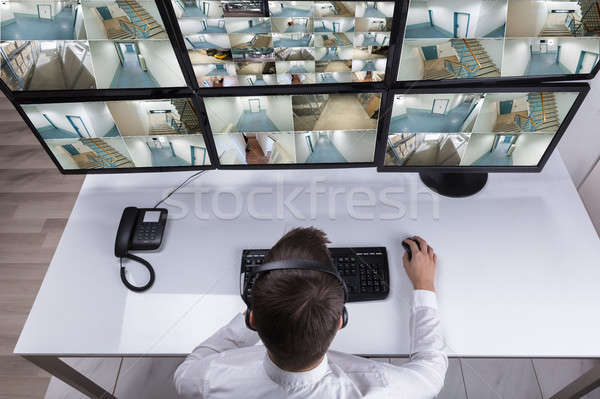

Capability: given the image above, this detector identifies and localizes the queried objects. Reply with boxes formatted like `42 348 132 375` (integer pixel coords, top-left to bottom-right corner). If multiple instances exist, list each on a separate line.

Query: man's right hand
402 236 437 292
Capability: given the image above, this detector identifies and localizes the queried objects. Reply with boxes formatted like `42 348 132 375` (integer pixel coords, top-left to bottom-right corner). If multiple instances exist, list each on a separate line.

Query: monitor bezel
13 91 218 174
165 0 399 93
0 0 197 98
390 0 600 88
200 84 388 169
375 83 590 173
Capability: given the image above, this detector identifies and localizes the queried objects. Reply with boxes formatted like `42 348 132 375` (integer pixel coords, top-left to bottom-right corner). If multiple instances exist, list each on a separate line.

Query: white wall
23 106 50 128
559 74 600 187
315 17 354 32
482 38 504 69
397 44 424 81
75 4 86 39
188 33 230 47
406 0 430 26
24 102 115 138
558 38 600 74
82 6 108 39
506 0 546 36
124 137 152 166
555 92 579 125
471 99 497 133
84 102 116 137
501 39 531 76
427 0 483 38
138 40 186 87
474 0 507 37
107 101 150 136
178 18 206 35
461 133 495 165
213 133 246 164
204 96 293 133
330 130 376 162
513 133 554 165
294 132 314 162
171 135 207 163
89 41 120 88
355 2 394 18
198 1 223 18
579 160 600 234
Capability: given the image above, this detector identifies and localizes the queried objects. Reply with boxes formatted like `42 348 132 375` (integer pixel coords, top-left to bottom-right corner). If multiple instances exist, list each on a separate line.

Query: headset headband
243 258 348 302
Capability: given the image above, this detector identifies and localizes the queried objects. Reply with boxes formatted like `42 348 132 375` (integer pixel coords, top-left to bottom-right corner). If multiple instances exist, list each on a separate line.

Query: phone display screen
143 211 161 223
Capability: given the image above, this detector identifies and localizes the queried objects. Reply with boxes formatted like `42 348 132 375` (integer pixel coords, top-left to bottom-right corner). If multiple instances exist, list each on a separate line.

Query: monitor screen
21 98 210 171
203 92 381 164
0 0 186 91
172 1 395 87
383 90 579 167
397 0 600 83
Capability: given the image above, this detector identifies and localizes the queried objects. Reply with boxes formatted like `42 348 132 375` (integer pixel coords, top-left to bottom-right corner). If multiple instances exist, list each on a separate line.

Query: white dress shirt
174 290 447 399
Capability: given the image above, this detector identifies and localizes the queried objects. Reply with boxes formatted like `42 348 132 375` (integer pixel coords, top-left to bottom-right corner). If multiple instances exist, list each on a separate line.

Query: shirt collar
263 353 331 387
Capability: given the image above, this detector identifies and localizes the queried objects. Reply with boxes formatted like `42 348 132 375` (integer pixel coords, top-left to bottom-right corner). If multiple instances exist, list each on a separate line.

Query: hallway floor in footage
1 8 76 40
0 93 599 398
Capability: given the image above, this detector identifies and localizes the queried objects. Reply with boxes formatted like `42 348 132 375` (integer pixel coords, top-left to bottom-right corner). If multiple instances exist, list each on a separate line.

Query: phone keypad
135 223 161 243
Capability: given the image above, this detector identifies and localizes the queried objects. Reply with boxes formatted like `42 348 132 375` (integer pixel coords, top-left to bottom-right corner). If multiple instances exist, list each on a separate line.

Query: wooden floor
0 93 84 398
0 92 599 398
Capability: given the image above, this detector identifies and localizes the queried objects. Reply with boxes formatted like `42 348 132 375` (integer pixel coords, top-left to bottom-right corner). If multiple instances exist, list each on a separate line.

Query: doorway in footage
0 0 87 40
21 101 134 170
0 40 96 90
123 135 210 167
472 92 579 134
205 92 381 164
106 99 203 137
385 133 470 166
389 93 485 134
214 132 297 164
89 40 185 89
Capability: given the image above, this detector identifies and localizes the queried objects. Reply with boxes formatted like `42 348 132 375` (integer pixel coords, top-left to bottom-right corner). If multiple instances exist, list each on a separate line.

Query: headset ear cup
341 306 348 329
245 309 256 331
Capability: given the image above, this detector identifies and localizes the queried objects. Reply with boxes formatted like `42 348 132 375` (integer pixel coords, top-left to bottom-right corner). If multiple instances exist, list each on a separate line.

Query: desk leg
550 364 600 399
23 355 117 399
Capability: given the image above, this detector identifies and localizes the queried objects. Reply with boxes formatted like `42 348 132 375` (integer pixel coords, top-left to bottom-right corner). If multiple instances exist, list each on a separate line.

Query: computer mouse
402 238 421 261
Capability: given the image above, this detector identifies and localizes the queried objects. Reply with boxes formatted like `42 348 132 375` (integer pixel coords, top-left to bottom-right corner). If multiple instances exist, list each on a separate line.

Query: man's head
249 227 345 371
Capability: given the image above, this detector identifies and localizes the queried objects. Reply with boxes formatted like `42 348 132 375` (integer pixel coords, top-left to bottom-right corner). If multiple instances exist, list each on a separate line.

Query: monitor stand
419 172 488 198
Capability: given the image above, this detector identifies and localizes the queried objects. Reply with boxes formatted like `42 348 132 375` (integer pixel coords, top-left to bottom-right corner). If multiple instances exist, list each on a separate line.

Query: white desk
14 153 600 399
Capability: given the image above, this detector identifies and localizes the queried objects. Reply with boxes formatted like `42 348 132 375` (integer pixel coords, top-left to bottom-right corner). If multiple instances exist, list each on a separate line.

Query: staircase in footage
115 0 166 39
449 39 500 78
80 138 134 168
171 98 202 133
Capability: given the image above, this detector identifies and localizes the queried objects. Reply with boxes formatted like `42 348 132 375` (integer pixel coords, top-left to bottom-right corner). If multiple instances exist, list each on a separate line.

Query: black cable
153 170 206 208
120 254 155 292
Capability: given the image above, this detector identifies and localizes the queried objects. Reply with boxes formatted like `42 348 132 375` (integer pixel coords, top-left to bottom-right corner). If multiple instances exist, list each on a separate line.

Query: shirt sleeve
173 313 260 398
382 290 448 399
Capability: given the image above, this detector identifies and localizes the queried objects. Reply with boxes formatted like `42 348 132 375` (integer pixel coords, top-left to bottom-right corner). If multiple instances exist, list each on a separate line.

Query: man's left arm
173 313 259 398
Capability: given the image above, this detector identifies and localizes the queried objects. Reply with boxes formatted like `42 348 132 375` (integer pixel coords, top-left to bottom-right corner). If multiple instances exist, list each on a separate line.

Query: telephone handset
115 207 168 292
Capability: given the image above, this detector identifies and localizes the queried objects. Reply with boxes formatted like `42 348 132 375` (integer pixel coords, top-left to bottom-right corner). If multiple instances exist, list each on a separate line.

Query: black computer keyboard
241 247 389 302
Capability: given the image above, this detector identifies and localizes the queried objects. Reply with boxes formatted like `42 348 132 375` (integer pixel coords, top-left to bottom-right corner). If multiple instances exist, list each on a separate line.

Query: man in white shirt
174 228 447 398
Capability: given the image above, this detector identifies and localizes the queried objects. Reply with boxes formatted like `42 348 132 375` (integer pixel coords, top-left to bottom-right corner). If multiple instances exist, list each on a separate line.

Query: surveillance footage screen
0 0 186 91
174 1 395 87
384 91 579 167
204 92 381 164
22 98 210 170
397 0 600 83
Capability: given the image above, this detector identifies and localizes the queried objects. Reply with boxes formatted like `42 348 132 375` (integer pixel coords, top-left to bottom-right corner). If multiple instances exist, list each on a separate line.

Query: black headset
241 258 349 331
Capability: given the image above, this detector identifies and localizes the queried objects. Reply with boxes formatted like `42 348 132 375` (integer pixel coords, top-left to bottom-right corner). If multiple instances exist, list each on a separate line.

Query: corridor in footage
111 43 158 88
304 134 347 163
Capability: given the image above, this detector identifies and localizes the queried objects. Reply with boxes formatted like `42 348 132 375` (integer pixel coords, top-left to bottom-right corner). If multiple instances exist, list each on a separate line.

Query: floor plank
44 358 121 399
534 358 600 399
461 358 542 399
0 91 84 399
114 357 183 399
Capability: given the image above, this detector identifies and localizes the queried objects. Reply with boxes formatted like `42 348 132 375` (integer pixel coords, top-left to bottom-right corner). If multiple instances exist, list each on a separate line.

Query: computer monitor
170 1 396 88
203 89 384 167
17 96 214 173
376 84 590 196
0 0 188 92
393 0 600 86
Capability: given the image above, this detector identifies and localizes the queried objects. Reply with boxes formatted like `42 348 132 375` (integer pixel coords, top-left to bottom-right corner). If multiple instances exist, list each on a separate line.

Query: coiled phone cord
120 253 155 292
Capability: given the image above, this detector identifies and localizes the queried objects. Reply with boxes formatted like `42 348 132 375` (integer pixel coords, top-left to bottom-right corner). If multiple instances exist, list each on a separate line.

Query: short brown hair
252 227 345 371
